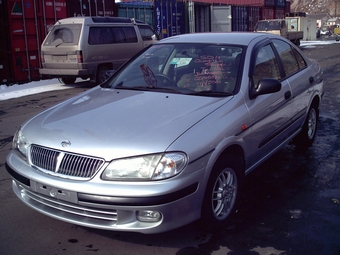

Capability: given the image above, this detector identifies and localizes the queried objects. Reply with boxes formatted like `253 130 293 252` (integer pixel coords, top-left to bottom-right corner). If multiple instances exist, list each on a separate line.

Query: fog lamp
136 210 162 222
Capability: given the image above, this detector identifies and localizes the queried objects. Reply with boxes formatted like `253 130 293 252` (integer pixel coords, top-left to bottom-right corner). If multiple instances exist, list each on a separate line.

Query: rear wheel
59 77 76 84
294 104 318 148
96 66 110 84
201 155 243 231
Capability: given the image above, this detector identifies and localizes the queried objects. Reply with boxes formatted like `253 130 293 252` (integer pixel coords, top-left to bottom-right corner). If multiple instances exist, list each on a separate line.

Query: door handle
309 76 314 83
284 91 291 100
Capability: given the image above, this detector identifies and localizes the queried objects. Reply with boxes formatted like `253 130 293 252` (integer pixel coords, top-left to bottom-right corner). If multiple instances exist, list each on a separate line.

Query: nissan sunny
6 32 324 234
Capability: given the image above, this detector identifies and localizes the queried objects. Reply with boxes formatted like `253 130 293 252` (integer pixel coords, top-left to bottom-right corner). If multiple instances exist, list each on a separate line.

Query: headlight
13 128 29 159
102 152 187 181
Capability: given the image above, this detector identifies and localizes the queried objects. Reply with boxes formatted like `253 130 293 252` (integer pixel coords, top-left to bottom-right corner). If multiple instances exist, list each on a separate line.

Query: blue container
232 6 249 32
275 0 286 8
154 0 185 38
116 2 154 27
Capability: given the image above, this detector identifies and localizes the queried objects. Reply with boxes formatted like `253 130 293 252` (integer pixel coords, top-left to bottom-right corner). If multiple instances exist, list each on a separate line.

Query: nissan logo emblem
61 140 71 147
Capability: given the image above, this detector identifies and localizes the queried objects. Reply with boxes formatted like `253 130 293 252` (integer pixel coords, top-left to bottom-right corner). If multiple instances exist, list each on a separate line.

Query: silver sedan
6 32 324 234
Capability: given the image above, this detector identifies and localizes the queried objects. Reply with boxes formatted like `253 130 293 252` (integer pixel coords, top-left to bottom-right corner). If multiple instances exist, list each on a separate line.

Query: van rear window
88 26 138 45
43 24 82 46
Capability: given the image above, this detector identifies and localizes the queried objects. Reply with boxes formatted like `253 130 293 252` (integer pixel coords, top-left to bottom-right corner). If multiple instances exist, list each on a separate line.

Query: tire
59 77 76 84
295 39 300 46
96 66 110 84
294 104 318 148
201 154 243 231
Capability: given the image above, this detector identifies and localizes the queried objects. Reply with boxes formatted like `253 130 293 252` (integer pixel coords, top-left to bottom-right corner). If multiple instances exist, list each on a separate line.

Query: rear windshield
43 24 82 46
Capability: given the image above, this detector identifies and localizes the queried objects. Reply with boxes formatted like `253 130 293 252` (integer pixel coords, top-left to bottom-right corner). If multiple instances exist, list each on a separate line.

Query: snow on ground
0 40 338 101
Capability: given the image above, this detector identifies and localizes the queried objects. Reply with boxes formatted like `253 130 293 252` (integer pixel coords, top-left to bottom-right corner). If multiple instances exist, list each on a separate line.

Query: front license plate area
30 180 78 204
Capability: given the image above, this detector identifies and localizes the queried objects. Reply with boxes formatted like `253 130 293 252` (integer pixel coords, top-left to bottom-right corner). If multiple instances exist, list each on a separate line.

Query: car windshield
103 43 243 96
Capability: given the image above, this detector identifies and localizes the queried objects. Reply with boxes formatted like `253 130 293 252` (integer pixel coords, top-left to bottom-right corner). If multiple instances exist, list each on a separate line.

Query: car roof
158 32 270 46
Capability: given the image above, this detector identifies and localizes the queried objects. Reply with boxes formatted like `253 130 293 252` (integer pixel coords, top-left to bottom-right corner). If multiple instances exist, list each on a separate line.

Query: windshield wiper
116 86 180 93
189 90 233 97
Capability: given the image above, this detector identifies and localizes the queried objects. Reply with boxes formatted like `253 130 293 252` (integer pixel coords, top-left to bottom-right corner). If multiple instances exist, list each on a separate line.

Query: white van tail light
77 50 83 63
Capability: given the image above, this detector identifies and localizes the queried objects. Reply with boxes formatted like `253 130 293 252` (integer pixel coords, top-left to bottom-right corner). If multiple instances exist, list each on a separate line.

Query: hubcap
212 168 237 220
307 108 317 139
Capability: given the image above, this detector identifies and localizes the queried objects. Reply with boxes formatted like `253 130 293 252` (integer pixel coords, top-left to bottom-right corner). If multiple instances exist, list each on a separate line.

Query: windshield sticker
170 58 192 67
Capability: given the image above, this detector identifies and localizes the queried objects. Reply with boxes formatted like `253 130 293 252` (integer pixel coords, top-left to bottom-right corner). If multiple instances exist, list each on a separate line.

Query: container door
154 0 184 38
210 5 232 32
7 0 40 83
0 0 13 84
232 6 248 31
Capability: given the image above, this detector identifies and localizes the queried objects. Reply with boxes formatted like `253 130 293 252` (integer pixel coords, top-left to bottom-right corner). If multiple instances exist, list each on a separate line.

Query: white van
39 17 159 84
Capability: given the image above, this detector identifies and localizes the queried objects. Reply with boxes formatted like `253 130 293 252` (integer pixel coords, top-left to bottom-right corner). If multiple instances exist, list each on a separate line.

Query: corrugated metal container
285 0 291 14
191 0 275 6
261 6 275 19
154 0 185 38
116 2 154 27
210 5 232 32
0 1 12 84
67 0 115 17
192 2 210 32
275 0 286 8
2 0 68 84
274 7 285 19
248 6 261 31
232 6 248 31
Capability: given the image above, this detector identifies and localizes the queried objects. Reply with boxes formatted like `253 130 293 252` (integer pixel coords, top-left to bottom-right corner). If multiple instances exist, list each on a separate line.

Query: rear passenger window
89 26 137 45
252 44 281 88
272 39 306 77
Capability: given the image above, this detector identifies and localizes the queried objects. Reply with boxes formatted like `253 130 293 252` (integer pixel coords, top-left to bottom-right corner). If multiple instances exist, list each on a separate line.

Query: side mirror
249 78 282 99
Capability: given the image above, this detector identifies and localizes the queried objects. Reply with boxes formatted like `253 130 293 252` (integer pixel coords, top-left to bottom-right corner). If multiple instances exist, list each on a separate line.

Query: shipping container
210 5 232 32
261 6 275 20
189 0 275 6
274 7 285 19
193 2 210 32
248 6 261 31
116 2 154 27
0 1 12 84
67 0 115 17
0 0 67 85
154 0 185 38
232 6 248 31
275 0 286 8
285 0 291 15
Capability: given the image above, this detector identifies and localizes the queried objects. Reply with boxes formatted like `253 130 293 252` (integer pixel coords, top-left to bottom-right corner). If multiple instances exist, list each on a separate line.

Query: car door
244 41 293 170
271 39 314 130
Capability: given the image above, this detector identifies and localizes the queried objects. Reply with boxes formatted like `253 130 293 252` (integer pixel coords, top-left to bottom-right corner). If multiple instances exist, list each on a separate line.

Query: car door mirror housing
250 78 282 99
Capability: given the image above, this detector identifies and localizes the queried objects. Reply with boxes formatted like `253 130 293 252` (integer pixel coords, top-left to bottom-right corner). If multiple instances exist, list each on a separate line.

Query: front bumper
6 152 204 234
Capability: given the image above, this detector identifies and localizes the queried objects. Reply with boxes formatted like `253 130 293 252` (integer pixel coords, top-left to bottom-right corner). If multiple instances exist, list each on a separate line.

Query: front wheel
201 155 243 231
294 104 318 148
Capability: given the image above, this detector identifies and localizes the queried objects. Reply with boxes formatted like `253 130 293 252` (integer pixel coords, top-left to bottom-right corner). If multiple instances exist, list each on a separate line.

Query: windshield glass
43 23 82 46
104 43 243 96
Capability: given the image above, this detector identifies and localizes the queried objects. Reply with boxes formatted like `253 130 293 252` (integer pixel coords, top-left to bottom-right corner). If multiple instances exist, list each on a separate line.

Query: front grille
23 188 118 226
30 145 104 179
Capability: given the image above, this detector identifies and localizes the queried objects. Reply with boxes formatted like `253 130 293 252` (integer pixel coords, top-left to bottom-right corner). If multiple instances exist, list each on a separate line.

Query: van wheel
201 154 243 231
59 77 76 84
96 66 110 84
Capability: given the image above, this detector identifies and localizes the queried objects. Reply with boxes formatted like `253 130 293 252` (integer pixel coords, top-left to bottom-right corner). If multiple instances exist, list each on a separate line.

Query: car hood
23 87 232 160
